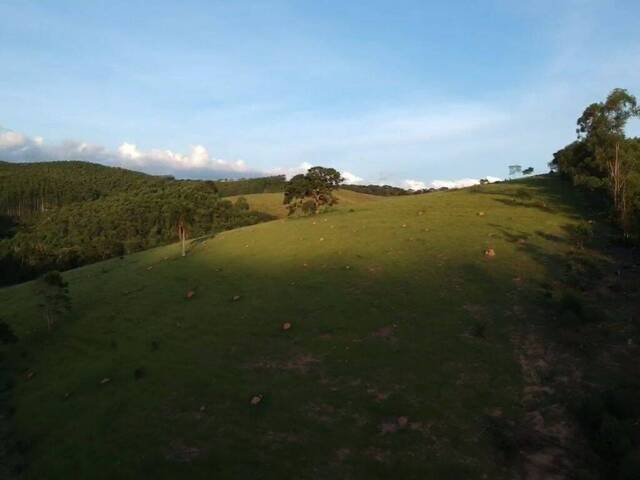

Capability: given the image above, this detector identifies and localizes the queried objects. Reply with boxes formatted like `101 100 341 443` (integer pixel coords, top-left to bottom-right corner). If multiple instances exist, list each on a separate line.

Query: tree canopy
283 166 344 215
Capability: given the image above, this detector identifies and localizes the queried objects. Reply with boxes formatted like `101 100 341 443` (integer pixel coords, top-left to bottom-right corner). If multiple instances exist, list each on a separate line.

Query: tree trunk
181 232 186 257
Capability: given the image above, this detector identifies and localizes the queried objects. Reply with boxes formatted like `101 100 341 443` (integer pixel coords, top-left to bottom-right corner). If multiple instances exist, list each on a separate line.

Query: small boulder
232 295 241 302
250 394 263 405
186 290 195 299
282 322 292 331
397 416 409 428
100 378 111 385
484 248 496 258
477 212 485 217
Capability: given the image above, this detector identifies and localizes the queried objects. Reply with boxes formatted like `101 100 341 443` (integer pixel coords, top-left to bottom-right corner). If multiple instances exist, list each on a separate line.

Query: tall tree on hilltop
577 88 640 228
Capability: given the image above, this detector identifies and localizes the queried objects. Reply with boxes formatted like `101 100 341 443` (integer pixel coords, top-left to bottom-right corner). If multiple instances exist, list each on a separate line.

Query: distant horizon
2 1 640 188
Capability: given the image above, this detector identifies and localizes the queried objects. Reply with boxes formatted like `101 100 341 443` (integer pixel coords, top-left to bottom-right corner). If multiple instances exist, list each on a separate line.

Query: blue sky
1 0 640 187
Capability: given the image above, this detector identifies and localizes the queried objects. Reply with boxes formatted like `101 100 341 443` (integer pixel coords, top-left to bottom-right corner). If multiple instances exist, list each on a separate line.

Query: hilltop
3 175 638 478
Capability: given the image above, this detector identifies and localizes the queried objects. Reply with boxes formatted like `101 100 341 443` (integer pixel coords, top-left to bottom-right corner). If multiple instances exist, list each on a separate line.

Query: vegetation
551 88 640 240
0 162 278 286
33 271 70 331
3 175 638 478
283 166 344 215
341 184 411 196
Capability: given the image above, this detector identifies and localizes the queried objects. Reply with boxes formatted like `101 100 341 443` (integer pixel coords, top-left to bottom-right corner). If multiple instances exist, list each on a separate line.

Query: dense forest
551 88 640 241
0 161 281 286
340 184 411 196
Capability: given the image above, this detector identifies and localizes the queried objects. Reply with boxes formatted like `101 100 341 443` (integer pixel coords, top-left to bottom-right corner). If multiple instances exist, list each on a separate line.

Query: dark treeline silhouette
341 184 411 196
0 161 279 286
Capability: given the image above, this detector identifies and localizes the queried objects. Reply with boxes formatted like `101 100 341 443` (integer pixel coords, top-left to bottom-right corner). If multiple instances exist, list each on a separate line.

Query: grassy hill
228 189 381 218
1 175 638 478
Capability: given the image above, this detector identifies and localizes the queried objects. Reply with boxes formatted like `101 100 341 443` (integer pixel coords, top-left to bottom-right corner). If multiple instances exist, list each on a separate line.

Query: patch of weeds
569 221 594 249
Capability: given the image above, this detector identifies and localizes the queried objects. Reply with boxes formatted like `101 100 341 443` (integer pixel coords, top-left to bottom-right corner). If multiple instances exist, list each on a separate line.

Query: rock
100 378 111 385
319 237 324 242
147 266 153 271
345 265 351 270
397 416 409 428
517 238 526 244
232 295 241 301
477 211 485 216
186 290 195 299
282 322 292 331
200 405 206 412
26 371 35 380
485 248 496 258
250 394 263 405
402 224 407 228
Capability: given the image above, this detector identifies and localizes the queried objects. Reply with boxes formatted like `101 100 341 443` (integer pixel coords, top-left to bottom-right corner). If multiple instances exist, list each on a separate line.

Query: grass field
1 176 601 479
228 188 381 218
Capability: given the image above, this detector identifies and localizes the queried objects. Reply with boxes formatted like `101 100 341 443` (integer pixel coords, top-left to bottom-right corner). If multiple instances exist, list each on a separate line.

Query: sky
1 0 640 188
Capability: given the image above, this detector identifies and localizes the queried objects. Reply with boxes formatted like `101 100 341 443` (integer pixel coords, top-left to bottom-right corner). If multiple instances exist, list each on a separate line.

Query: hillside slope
2 175 635 479
228 189 381 218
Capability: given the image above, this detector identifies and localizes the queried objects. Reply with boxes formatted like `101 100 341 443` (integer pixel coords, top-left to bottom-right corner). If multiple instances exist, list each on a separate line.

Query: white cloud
341 171 363 184
267 161 313 179
115 142 247 173
404 176 502 190
404 179 427 190
0 126 252 178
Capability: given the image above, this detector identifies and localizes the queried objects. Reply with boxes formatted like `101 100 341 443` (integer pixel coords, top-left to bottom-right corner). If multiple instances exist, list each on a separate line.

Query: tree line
0 161 278 286
550 88 640 241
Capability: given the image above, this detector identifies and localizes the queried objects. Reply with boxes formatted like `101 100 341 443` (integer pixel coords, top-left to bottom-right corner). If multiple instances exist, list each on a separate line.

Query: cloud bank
0 126 255 179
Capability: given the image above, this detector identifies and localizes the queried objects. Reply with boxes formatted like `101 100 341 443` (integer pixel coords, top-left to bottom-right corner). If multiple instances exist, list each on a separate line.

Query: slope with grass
228 188 381 218
2 175 636 479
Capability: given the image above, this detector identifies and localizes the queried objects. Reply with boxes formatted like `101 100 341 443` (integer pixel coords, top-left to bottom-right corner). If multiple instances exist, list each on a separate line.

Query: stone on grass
484 248 496 258
186 290 195 299
100 378 111 385
477 211 485 217
282 322 292 331
250 394 263 405
397 416 409 428
232 295 241 302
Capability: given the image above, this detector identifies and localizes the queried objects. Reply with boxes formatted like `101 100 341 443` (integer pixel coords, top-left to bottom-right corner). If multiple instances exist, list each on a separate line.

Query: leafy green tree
576 88 640 228
34 271 70 331
522 167 534 175
283 167 344 215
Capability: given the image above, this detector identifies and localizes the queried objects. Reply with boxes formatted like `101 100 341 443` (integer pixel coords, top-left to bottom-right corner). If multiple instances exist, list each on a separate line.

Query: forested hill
0 161 288 218
0 161 287 286
0 161 160 218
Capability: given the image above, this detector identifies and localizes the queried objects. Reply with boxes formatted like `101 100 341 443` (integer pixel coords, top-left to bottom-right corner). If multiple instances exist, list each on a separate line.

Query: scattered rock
282 322 292 331
402 224 407 228
477 211 485 216
319 237 324 242
186 290 195 299
100 378 111 385
232 295 241 301
250 394 263 405
484 248 496 258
